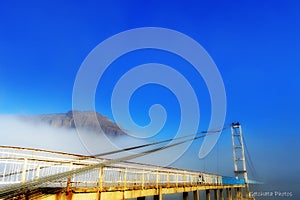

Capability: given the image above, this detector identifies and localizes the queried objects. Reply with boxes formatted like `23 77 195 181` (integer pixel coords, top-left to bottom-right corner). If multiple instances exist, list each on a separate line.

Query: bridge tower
231 122 251 199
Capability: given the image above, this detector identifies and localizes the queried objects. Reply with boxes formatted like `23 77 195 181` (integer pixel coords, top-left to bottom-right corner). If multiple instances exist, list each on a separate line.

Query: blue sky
1 0 300 197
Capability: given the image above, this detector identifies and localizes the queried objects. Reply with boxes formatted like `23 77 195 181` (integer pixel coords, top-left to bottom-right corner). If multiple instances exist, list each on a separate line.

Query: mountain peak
26 110 125 136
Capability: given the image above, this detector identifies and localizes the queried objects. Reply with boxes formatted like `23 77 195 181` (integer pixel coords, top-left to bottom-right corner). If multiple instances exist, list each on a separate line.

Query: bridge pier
220 189 224 200
214 189 219 200
234 188 237 200
183 192 188 200
137 197 145 200
227 188 232 200
206 190 211 200
154 187 162 200
193 190 199 200
238 187 243 200
154 194 162 200
234 187 243 200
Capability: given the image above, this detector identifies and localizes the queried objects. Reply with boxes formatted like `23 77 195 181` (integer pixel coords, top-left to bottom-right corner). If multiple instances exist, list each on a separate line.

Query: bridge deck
0 146 247 200
38 185 244 200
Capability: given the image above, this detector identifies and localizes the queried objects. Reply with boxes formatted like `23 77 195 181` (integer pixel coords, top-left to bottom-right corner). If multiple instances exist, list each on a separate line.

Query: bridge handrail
0 146 226 196
0 145 238 199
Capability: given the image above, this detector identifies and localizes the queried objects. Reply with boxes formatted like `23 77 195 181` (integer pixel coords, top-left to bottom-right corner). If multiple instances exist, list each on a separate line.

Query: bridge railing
0 146 222 190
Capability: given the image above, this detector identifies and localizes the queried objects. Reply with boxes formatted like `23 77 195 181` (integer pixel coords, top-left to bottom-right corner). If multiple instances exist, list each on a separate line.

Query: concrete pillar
237 188 242 199
137 197 145 200
219 189 224 200
206 190 210 200
183 192 188 200
193 190 199 200
214 189 219 200
234 188 237 200
154 187 162 200
234 188 242 200
245 184 250 198
227 188 232 200
154 194 162 200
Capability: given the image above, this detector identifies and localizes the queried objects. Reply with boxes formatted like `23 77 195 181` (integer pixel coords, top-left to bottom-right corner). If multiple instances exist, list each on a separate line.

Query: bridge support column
193 190 199 200
234 188 237 200
227 188 232 200
234 188 242 200
154 187 162 200
214 189 219 200
98 192 102 200
137 197 146 200
206 190 210 200
240 187 243 200
183 192 188 200
154 194 162 200
219 189 224 200
245 184 251 199
238 188 242 199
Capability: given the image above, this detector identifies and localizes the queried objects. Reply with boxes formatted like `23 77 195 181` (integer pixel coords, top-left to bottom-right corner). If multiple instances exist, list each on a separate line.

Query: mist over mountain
20 111 125 136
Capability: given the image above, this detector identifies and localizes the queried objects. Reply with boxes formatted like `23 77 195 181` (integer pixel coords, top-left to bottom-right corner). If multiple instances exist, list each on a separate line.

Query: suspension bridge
0 123 254 200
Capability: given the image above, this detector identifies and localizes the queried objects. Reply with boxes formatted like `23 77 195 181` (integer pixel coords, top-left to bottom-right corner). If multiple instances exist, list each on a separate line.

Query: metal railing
0 146 222 190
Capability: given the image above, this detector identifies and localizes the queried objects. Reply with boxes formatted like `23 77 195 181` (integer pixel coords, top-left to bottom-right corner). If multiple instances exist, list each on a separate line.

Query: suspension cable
83 127 228 159
242 135 258 179
4 127 228 183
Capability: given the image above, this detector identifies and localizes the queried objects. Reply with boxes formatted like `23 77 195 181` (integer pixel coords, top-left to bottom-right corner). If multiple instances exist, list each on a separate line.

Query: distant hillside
21 111 125 136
